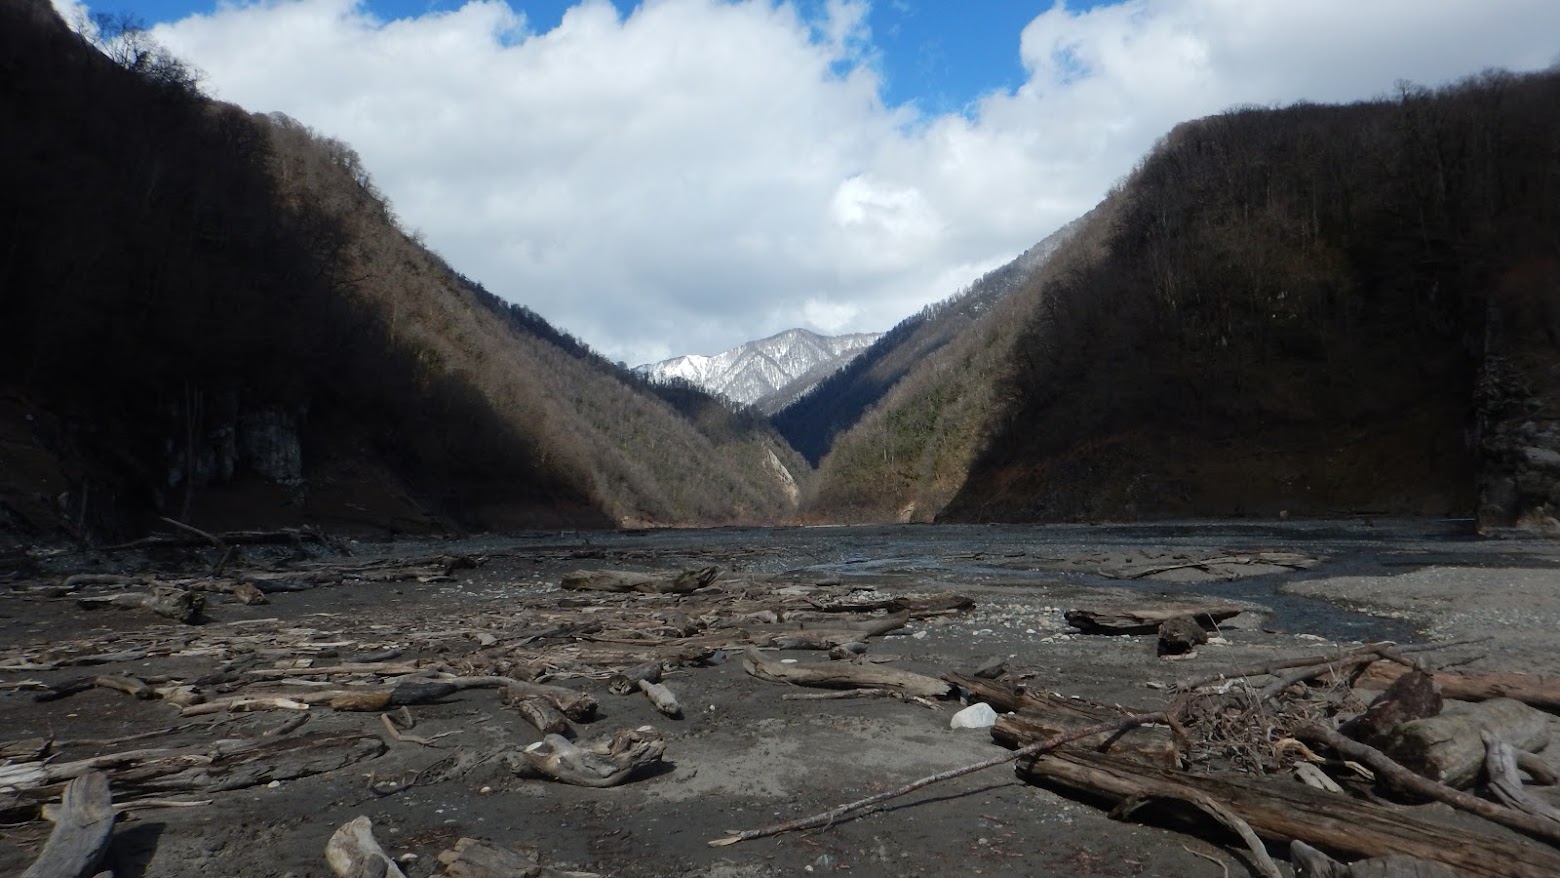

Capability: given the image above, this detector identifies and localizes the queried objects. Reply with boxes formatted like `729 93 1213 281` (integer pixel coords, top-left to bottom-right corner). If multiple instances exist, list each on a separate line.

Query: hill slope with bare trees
804 70 1560 529
0 0 800 541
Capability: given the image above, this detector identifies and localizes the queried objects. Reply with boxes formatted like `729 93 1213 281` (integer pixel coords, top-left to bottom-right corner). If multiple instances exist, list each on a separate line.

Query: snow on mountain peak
635 328 882 409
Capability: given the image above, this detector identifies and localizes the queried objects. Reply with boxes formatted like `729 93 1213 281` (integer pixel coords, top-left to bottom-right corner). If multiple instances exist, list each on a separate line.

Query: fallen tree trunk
743 647 949 699
560 568 718 594
1298 723 1560 848
77 587 204 623
1357 663 1560 713
1 733 387 817
1019 748 1560 878
1064 604 1242 635
20 772 115 878
1384 698 1550 788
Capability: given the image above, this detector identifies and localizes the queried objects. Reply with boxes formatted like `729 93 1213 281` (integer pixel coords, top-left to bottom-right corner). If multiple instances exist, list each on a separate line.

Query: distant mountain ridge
636 328 882 411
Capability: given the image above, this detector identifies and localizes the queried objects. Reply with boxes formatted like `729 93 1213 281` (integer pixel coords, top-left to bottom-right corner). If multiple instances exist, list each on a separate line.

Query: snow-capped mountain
637 328 882 410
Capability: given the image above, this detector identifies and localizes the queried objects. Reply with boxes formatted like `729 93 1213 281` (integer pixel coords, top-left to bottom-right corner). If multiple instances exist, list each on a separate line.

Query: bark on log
1357 663 1560 713
1064 604 1242 634
1385 698 1550 788
742 648 949 699
20 772 115 878
1340 670 1443 749
1018 749 1560 878
326 816 408 878
514 727 665 787
638 680 681 718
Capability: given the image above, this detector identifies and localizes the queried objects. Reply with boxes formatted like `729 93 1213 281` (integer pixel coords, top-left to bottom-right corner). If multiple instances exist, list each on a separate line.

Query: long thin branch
1298 723 1560 847
1180 638 1486 691
708 708 1178 847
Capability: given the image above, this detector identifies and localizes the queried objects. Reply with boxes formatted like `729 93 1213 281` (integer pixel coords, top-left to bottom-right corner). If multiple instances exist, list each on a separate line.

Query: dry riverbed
2 520 1557 877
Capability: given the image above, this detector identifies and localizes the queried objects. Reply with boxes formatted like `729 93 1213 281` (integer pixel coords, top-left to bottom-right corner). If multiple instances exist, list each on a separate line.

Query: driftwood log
513 698 572 737
560 567 718 594
1384 698 1550 788
1290 840 1460 878
77 587 204 623
1357 663 1560 712
1298 723 1560 847
514 727 665 787
496 681 598 722
743 648 949 699
1483 732 1560 824
326 816 407 878
20 772 115 878
638 680 681 718
946 673 1178 765
607 661 663 695
1340 669 1443 749
1064 604 1242 635
437 837 601 878
1 732 387 818
1019 748 1560 878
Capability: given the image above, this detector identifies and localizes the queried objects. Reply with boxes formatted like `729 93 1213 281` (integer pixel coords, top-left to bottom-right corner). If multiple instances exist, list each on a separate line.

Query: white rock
950 703 999 730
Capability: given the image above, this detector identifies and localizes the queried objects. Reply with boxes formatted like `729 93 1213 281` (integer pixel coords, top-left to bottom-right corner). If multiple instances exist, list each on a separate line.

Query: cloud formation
61 0 1560 363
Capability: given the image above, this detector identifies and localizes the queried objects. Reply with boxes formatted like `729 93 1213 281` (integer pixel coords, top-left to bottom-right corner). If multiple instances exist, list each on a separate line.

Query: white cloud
58 0 1560 363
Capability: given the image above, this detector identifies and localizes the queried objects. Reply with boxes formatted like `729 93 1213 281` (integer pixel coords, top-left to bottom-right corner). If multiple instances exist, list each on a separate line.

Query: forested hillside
808 71 1560 528
0 0 799 540
773 224 1077 468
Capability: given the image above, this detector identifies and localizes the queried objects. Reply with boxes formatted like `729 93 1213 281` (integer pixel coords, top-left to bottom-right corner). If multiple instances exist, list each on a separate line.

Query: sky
53 1 1560 366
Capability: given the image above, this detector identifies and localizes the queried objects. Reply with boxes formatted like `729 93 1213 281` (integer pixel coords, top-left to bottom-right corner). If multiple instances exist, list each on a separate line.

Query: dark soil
2 520 1557 878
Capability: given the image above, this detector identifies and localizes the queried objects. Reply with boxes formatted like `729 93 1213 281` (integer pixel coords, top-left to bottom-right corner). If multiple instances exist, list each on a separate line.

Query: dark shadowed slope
804 71 1560 528
772 223 1079 467
0 0 798 541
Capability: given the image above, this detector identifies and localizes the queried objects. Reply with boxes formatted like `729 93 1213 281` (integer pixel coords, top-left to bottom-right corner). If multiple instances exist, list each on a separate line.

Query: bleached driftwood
560 567 718 594
325 815 407 878
1384 698 1550 788
1290 840 1460 878
743 648 949 699
638 679 681 718
1022 747 1560 878
514 727 665 787
20 772 115 878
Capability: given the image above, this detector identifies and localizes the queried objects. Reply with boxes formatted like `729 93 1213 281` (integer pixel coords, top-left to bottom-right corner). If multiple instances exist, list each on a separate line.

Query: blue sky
99 1 1101 113
56 0 1560 364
